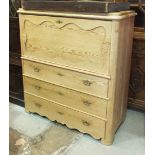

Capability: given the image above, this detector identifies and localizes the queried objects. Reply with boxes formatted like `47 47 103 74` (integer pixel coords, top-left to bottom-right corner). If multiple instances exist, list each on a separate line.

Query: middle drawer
23 76 107 119
22 59 109 98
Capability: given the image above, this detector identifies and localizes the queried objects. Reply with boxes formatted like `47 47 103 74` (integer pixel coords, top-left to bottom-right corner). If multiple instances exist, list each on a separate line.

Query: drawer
20 14 111 76
23 76 107 118
22 59 109 98
24 93 106 139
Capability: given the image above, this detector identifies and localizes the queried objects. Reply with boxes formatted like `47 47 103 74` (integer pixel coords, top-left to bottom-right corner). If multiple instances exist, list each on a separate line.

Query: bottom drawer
24 93 106 139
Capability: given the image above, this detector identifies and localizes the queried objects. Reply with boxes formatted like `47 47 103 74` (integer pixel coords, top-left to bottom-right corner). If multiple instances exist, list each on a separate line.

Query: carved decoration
23 19 110 58
22 19 110 75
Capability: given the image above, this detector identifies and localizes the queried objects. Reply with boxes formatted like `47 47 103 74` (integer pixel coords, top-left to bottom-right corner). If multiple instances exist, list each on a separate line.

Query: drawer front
22 60 109 98
24 93 106 139
20 14 111 76
23 76 107 118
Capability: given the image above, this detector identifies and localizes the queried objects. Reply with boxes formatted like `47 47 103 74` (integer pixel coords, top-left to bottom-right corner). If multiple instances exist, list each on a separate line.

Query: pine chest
18 9 136 145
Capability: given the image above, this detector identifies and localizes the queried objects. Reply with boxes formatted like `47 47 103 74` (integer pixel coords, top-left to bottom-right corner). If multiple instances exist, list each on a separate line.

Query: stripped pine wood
22 59 109 99
24 93 106 139
23 76 108 118
18 9 136 145
20 14 111 76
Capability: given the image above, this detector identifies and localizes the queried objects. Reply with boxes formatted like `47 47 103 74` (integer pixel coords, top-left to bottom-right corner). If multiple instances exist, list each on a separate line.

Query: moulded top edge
17 8 137 21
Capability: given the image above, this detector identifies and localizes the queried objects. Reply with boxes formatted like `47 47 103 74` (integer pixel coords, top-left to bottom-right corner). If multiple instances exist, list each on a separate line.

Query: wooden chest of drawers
18 9 136 145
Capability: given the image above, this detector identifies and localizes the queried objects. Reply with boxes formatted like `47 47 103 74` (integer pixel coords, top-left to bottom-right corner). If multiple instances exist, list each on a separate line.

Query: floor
9 103 145 155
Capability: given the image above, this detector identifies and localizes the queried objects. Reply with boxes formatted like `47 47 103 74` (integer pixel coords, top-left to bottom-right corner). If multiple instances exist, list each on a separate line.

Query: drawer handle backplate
57 73 64 76
34 102 42 108
33 67 40 72
83 80 93 86
34 85 41 90
56 20 63 24
82 120 90 126
57 111 64 115
57 91 64 96
83 100 92 106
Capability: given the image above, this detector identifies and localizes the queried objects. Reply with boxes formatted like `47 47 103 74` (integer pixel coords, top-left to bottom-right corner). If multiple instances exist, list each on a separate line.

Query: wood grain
18 9 136 20
18 10 136 145
23 76 108 118
25 93 106 140
128 28 145 110
103 17 134 145
20 14 111 76
22 59 109 99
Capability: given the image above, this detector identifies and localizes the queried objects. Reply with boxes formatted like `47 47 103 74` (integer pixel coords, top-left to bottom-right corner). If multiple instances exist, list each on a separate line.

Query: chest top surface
18 8 136 21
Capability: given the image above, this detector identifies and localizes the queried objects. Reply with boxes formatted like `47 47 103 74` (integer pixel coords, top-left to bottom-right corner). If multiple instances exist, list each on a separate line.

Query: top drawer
19 14 112 76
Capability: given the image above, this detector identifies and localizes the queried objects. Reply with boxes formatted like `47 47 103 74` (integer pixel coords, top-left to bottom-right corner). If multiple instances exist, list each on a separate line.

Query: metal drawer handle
34 85 41 90
34 102 42 108
82 80 93 86
56 20 63 24
82 120 90 126
83 100 92 106
33 67 40 72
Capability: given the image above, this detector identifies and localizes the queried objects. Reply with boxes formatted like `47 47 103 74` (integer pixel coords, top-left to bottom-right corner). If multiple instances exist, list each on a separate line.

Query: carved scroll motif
23 19 109 57
23 19 111 74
